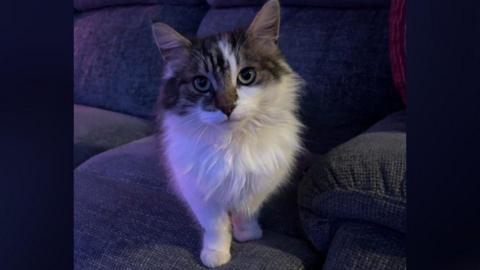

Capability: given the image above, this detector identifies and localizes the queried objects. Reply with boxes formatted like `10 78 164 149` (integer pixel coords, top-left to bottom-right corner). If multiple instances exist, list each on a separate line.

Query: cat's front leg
231 211 263 242
180 187 232 268
231 195 266 242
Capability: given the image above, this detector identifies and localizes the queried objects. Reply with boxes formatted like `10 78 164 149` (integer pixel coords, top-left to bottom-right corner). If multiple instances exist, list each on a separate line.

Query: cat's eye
237 67 256 86
193 76 212 93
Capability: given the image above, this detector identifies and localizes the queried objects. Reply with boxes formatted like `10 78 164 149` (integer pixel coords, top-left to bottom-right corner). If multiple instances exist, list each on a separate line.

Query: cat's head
152 0 300 127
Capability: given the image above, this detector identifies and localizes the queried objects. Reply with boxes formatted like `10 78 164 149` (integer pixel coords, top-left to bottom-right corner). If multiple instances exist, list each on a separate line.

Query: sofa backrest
74 0 404 153
74 3 208 119
74 0 205 12
198 0 403 153
206 0 390 8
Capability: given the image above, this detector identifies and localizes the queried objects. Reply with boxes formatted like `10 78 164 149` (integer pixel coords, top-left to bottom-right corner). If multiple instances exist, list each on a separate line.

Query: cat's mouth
213 116 243 127
220 117 240 124
199 109 243 125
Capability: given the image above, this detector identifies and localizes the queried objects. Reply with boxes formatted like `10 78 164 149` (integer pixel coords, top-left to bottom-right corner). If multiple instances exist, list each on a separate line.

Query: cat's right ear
152 22 191 62
247 0 281 43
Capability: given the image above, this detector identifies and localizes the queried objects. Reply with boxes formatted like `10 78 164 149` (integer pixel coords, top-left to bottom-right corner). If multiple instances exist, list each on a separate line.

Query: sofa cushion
298 110 406 252
74 0 206 12
75 136 321 269
74 104 153 167
198 6 404 153
389 0 406 104
74 4 208 119
323 222 405 270
207 0 390 8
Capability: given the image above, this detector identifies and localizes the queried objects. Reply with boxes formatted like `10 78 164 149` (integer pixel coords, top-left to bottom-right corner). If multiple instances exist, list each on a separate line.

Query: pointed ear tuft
152 22 191 62
247 0 281 43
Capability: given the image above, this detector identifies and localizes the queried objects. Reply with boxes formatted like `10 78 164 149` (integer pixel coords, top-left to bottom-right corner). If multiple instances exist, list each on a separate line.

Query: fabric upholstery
298 110 406 252
198 6 404 153
389 0 406 104
74 104 153 167
74 4 208 119
323 222 405 270
74 0 206 12
207 0 390 8
75 136 321 269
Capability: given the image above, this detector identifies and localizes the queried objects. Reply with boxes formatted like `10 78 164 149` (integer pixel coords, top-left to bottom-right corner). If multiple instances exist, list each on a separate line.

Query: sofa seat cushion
298 110 406 252
74 4 208 119
74 104 153 167
75 136 321 269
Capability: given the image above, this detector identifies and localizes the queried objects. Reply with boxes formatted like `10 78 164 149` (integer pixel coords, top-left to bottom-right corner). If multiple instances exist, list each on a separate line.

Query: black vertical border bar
408 1 480 270
0 1 73 269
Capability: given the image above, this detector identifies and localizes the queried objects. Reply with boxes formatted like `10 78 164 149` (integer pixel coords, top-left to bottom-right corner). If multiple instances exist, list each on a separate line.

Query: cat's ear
247 0 281 43
152 22 191 62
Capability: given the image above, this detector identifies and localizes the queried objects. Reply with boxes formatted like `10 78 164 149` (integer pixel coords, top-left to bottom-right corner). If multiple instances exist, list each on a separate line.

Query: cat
152 0 303 267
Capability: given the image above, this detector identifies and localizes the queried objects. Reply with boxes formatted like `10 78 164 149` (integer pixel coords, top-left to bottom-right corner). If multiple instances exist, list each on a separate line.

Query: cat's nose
215 88 237 118
219 104 235 117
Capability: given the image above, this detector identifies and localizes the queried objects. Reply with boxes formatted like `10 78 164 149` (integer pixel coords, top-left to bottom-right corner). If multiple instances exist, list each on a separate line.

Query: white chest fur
162 111 302 212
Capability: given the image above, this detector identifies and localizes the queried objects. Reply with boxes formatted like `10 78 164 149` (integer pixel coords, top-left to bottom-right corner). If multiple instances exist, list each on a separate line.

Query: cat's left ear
247 0 281 43
152 22 191 62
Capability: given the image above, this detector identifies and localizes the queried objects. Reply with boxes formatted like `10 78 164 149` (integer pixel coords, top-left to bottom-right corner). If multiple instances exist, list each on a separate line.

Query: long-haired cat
152 0 303 267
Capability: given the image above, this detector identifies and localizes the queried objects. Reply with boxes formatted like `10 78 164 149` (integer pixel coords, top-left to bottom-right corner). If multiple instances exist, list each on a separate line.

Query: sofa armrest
298 110 406 252
74 104 154 167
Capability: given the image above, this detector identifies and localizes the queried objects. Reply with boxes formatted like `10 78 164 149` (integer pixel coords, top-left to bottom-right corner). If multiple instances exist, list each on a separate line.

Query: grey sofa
74 0 406 269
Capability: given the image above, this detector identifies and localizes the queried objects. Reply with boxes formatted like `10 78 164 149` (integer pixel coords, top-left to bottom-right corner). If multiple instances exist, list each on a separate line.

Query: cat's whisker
193 125 209 149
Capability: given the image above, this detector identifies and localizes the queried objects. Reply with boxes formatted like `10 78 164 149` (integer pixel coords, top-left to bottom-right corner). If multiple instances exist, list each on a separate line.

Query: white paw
200 248 231 268
233 222 263 242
